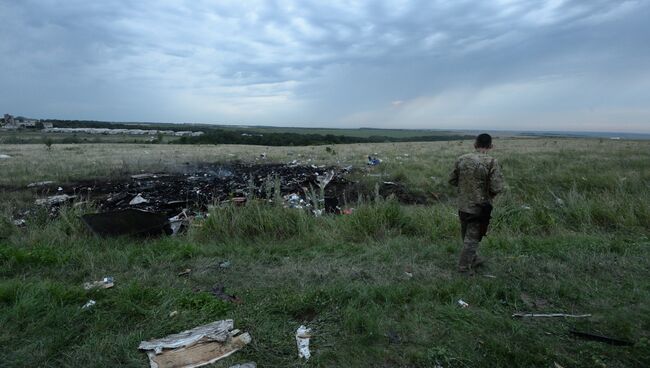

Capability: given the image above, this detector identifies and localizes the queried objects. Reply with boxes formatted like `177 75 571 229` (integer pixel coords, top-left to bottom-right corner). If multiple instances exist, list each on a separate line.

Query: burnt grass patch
20 162 432 217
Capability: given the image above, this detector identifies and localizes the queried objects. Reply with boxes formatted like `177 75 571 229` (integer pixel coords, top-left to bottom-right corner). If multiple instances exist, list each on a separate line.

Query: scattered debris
231 197 246 206
554 362 565 368
483 274 497 279
569 330 634 346
18 162 430 230
457 299 469 308
81 209 170 237
138 319 251 368
512 313 591 318
316 171 334 189
0 154 11 159
177 269 191 277
27 180 55 188
284 193 306 209
295 325 312 360
129 194 149 205
169 311 178 318
83 276 114 290
12 219 26 227
168 210 190 235
404 266 413 279
81 300 96 310
367 156 382 166
219 260 231 269
342 208 354 215
521 205 532 210
211 285 242 304
35 194 75 206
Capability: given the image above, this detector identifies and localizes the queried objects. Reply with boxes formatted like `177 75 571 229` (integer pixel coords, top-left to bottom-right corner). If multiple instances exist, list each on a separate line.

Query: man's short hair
475 133 492 148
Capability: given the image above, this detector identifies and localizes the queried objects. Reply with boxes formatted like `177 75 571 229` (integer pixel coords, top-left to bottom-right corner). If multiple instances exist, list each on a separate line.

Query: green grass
1 138 650 367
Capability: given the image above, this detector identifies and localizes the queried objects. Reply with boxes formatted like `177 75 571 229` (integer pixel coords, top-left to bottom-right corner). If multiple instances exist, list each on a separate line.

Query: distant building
2 114 38 129
3 114 14 125
42 127 205 137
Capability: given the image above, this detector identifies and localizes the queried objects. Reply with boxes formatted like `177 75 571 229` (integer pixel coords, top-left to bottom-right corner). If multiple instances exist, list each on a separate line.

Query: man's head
474 133 493 150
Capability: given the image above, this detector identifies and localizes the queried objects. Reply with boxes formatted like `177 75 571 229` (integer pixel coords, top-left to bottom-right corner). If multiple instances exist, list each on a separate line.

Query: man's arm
448 160 459 187
488 158 505 197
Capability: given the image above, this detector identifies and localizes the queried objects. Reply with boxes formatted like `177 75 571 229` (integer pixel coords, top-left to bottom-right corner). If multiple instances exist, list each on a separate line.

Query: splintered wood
139 320 251 368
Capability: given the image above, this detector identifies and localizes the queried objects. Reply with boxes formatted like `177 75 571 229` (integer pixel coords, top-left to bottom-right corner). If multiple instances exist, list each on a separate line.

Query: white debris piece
35 194 74 206
457 299 469 308
140 320 234 353
295 325 312 360
27 181 54 187
12 219 26 227
316 170 334 189
0 154 11 159
83 276 114 290
139 320 251 368
168 211 189 235
82 300 96 310
129 194 149 205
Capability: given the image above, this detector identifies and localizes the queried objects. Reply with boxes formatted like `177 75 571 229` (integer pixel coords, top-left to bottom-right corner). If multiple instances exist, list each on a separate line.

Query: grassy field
1 138 649 367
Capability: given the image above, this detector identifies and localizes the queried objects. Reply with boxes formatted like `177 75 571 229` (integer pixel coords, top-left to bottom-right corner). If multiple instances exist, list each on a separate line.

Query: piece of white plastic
82 300 96 309
130 194 149 205
457 299 469 308
295 325 312 360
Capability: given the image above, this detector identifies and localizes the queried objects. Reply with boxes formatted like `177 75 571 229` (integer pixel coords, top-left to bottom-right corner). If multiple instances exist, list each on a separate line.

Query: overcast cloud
1 0 648 132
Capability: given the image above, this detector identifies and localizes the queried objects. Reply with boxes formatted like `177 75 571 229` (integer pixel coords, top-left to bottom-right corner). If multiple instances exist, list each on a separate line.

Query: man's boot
458 248 473 273
472 256 485 268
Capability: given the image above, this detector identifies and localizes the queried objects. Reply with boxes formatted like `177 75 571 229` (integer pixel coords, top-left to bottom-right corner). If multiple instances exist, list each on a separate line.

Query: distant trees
178 129 472 146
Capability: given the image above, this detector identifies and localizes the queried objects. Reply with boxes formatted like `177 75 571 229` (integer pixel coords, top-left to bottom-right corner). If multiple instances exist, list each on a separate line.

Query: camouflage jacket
448 151 505 214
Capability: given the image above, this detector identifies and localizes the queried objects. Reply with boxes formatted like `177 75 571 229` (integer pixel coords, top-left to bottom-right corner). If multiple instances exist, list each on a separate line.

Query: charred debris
19 162 430 236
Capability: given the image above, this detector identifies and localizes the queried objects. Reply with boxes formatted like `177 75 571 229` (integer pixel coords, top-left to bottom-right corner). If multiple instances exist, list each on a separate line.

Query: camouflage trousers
458 212 489 270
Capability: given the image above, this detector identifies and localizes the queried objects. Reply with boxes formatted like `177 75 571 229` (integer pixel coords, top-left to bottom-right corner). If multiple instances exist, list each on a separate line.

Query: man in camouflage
449 133 505 273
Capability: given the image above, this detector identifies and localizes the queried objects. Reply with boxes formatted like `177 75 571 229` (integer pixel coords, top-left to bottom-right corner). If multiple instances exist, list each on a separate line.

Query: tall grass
1 138 650 367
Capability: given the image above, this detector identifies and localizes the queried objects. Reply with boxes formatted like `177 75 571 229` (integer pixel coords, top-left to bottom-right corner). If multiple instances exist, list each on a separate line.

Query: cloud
0 0 648 131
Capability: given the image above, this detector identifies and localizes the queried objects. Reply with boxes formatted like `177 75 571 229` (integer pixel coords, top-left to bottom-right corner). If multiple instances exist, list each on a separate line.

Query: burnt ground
16 162 430 218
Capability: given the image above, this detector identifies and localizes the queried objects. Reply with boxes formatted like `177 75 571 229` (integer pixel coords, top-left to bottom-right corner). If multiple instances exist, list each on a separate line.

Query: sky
1 0 649 132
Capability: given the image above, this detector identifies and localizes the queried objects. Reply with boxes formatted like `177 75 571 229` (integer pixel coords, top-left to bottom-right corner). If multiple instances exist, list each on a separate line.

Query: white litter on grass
82 300 96 310
295 325 312 360
35 194 75 206
457 299 469 308
129 194 149 205
12 219 26 226
0 154 11 159
83 277 114 290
